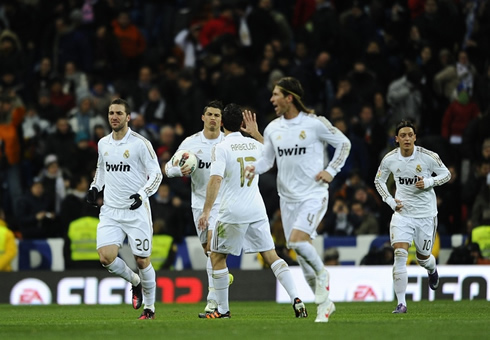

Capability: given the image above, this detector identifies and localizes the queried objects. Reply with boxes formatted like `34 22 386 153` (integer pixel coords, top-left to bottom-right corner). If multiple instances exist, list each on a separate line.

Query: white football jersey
253 112 351 202
210 132 267 223
374 146 451 218
91 128 162 209
170 130 224 209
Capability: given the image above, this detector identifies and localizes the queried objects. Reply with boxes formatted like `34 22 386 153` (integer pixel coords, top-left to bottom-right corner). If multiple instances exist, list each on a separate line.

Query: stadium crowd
1 0 490 269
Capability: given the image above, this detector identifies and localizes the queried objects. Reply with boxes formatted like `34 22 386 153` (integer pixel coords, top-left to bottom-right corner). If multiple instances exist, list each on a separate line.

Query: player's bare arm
197 175 222 230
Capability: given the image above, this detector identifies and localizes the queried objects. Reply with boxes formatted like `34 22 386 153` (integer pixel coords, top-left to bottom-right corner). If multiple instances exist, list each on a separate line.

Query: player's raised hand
241 110 263 143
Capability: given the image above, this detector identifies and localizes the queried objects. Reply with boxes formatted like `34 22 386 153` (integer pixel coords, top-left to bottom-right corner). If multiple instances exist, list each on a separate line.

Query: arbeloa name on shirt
106 162 131 172
230 143 257 151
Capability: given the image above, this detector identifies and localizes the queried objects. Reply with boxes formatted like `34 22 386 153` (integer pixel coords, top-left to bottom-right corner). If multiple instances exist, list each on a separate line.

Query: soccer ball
171 150 198 175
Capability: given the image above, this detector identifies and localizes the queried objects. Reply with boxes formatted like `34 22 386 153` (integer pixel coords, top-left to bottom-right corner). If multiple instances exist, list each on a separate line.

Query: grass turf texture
0 300 488 340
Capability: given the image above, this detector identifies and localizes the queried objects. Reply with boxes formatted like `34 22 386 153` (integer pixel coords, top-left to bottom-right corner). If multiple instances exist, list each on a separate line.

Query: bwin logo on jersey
277 145 306 157
106 162 131 172
198 159 211 169
399 176 418 185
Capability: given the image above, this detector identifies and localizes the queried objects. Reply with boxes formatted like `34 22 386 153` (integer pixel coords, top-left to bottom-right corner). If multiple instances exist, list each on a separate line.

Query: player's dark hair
222 103 243 132
276 77 313 113
203 100 223 115
395 120 417 136
111 98 131 115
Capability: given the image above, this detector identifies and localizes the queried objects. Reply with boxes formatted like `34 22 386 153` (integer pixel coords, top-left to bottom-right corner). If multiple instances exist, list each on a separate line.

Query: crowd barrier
10 234 468 271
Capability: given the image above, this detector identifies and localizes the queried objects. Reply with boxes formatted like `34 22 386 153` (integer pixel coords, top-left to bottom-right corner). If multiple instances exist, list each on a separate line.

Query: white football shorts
192 205 219 244
210 219 275 256
97 202 153 257
389 213 438 256
280 196 328 244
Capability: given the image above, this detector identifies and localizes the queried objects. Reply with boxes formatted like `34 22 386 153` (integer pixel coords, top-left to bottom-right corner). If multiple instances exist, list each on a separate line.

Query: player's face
202 107 222 132
108 104 129 132
270 86 290 116
395 127 416 153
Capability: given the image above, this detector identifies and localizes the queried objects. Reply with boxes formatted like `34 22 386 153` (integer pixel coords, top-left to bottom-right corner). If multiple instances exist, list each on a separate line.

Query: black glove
86 187 99 207
129 194 142 210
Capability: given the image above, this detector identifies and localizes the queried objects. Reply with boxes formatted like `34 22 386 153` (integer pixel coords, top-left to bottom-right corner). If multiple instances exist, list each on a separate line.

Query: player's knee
416 255 429 267
135 256 150 269
98 250 115 266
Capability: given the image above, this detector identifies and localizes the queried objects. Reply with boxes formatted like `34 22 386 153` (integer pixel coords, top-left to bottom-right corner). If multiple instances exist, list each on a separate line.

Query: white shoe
315 300 336 323
204 299 218 313
314 269 330 304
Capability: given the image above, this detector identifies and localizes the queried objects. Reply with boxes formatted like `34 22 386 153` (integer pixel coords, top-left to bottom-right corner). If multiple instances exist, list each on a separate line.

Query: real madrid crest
123 150 130 159
416 164 422 172
299 130 306 140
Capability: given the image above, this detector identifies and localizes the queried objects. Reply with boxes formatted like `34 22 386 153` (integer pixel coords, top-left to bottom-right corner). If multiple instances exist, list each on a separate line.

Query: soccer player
86 98 162 319
164 100 225 314
374 120 451 314
245 77 351 322
165 101 264 315
197 103 308 319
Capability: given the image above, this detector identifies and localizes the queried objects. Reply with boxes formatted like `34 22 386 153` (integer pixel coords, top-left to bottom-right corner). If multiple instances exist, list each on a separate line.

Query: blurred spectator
474 64 490 114
462 159 490 217
173 69 207 135
332 77 362 123
156 124 179 165
44 117 77 174
111 11 146 75
92 24 124 80
28 57 57 104
469 175 490 230
360 241 394 265
321 197 355 236
139 85 172 128
350 200 380 235
199 4 236 50
434 50 478 102
68 95 108 139
62 61 89 100
34 89 64 125
0 30 26 81
69 131 98 178
150 182 188 245
435 165 463 235
0 208 17 271
174 22 204 69
59 173 98 233
15 178 58 239
0 95 25 216
49 16 92 73
49 77 75 115
323 247 340 266
90 77 113 115
129 112 158 147
38 154 67 215
347 60 378 104
386 67 424 128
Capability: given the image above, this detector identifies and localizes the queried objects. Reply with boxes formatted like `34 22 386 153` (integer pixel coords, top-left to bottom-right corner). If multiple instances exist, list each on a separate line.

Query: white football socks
393 248 408 306
104 257 139 285
140 263 156 310
271 259 298 304
212 268 230 314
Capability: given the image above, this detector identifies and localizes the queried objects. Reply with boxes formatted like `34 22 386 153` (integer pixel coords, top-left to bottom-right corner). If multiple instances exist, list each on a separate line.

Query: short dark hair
203 100 223 114
395 120 417 136
222 103 243 132
110 98 131 115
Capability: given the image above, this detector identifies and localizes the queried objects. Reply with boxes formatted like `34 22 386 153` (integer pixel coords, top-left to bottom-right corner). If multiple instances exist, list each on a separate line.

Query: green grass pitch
0 300 488 340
